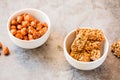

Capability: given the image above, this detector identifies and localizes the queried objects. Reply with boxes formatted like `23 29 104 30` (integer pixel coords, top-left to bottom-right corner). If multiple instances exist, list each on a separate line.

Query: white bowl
63 28 109 70
7 8 51 49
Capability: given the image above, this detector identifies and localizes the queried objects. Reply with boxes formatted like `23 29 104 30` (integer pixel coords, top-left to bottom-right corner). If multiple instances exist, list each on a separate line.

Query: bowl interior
65 30 76 53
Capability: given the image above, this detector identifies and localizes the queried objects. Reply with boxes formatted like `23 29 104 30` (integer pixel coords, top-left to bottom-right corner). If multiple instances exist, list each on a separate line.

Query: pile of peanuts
0 42 9 56
10 13 48 40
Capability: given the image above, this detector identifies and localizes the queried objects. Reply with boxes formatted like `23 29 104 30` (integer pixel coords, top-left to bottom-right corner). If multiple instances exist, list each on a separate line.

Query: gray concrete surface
0 0 120 80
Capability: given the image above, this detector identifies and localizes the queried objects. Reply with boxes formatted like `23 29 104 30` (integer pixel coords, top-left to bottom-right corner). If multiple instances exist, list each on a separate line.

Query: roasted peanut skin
3 46 9 55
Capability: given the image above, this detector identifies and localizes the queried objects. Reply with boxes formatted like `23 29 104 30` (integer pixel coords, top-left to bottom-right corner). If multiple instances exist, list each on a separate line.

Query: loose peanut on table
0 42 10 56
0 42 2 48
10 13 48 40
3 46 9 55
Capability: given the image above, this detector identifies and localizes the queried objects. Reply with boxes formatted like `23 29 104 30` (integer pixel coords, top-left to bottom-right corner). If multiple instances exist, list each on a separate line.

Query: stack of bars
70 28 105 62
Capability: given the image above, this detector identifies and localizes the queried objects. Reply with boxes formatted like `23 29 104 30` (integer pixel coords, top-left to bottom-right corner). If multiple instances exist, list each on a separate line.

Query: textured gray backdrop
0 0 120 80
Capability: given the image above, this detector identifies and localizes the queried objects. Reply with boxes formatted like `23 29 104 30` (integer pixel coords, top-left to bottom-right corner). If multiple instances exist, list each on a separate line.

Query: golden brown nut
39 28 47 36
17 25 23 30
36 23 42 31
11 19 17 25
24 14 34 21
28 26 33 30
35 20 40 24
17 15 23 23
41 27 47 35
36 32 41 38
3 46 9 55
32 31 38 39
28 28 36 35
10 29 17 35
42 22 48 27
23 36 28 40
31 20 37 27
28 34 34 40
15 33 23 39
111 39 120 57
22 21 29 27
0 42 2 48
21 28 27 36
10 25 17 30
17 30 21 34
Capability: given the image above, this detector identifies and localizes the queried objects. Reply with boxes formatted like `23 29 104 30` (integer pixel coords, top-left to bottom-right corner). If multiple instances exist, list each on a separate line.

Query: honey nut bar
111 39 120 57
71 29 90 52
84 41 101 51
88 29 105 41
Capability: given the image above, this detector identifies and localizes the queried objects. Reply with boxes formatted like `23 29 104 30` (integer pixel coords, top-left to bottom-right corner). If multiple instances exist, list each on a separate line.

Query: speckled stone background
0 0 120 80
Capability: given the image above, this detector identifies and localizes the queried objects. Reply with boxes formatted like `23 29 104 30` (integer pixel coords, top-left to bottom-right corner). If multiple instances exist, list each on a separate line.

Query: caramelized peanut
10 29 17 35
21 28 27 36
15 33 23 39
22 21 29 27
24 14 34 21
11 19 17 25
31 20 37 27
10 25 17 30
3 47 9 55
0 42 2 48
17 15 23 23
17 25 23 30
